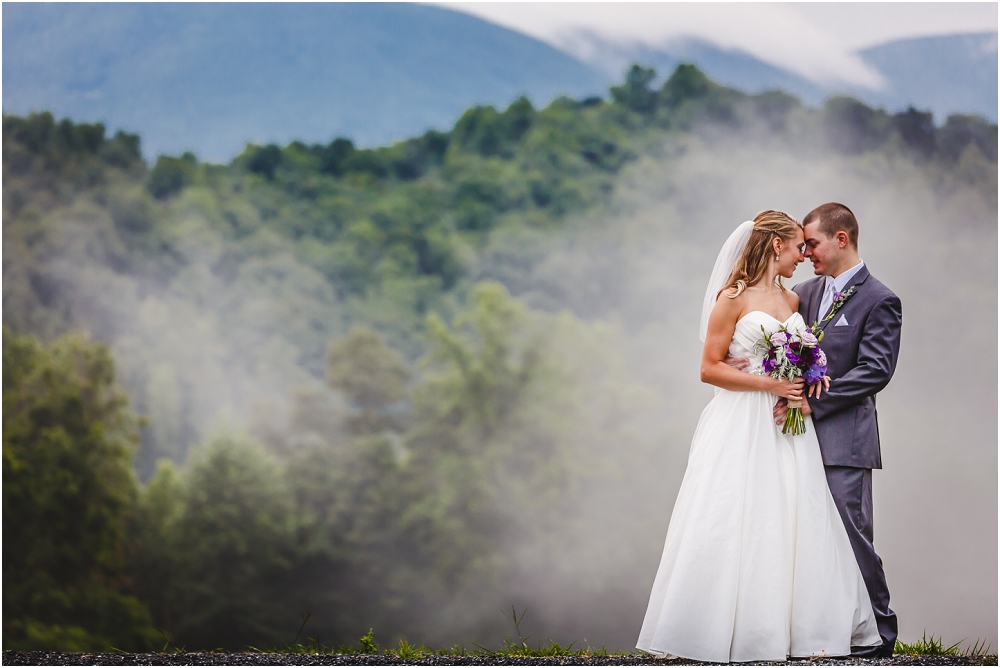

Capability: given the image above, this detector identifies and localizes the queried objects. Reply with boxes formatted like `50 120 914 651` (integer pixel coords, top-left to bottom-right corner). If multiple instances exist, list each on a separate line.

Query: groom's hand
725 355 750 371
773 397 812 425
773 398 788 425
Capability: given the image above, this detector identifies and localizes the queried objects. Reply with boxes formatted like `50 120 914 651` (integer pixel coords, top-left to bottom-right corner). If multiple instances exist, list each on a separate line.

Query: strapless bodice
730 311 807 374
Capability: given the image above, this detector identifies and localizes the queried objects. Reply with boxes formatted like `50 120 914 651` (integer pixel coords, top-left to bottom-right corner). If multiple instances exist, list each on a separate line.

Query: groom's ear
835 230 849 249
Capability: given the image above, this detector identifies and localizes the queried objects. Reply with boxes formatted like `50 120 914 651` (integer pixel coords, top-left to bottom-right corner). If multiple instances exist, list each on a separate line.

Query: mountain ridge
3 3 995 161
571 31 998 122
2 3 607 160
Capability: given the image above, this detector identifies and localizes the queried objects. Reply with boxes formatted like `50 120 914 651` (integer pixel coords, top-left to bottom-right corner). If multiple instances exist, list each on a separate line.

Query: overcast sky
438 2 998 89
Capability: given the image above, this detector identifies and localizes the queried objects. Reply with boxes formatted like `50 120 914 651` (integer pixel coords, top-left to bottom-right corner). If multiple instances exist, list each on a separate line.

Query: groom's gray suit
793 265 902 653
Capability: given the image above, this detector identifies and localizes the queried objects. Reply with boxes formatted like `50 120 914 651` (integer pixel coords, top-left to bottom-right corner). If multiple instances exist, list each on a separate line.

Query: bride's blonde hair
718 210 801 299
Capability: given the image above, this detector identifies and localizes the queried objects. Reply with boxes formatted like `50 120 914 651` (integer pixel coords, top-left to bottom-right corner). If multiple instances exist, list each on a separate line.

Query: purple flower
763 358 776 373
801 331 819 346
785 350 801 365
816 349 827 366
804 364 826 384
832 290 844 302
770 331 789 346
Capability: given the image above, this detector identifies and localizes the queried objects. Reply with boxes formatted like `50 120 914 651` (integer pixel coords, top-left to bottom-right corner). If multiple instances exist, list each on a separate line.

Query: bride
636 211 881 662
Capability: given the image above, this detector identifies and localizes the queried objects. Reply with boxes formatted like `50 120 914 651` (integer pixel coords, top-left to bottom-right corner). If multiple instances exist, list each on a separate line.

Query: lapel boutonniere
812 285 857 339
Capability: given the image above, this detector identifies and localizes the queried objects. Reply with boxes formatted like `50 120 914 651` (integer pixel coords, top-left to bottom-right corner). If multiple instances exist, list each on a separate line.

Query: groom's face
802 222 840 276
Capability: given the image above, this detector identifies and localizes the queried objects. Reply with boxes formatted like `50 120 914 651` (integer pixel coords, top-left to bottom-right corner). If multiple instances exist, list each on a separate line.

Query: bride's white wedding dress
636 311 881 663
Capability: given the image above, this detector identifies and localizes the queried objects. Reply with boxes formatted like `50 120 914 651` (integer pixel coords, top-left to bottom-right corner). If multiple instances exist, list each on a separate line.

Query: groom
777 202 902 658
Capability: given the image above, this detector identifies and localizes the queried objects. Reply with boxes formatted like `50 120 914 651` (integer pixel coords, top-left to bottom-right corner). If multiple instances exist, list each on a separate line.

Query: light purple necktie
818 280 837 321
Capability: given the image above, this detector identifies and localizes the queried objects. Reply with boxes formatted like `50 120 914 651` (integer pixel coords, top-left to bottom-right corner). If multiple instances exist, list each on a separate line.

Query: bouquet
755 324 827 435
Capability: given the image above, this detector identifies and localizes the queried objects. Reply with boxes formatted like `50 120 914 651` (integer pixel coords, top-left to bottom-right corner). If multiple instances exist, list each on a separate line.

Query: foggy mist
34 124 996 651
483 133 997 651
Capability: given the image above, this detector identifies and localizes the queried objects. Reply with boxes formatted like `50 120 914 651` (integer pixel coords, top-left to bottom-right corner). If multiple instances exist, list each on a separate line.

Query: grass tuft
358 628 379 654
896 631 994 658
965 638 994 657
392 639 429 659
246 614 995 661
472 606 615 658
154 628 185 654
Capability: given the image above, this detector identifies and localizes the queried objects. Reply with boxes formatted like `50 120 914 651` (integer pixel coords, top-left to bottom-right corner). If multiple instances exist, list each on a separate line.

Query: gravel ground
3 652 996 666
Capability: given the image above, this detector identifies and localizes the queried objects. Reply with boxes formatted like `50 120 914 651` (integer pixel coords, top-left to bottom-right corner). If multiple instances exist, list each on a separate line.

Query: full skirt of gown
636 312 881 663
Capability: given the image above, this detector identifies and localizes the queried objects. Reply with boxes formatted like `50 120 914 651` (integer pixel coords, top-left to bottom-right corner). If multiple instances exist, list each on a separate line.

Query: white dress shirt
818 260 865 321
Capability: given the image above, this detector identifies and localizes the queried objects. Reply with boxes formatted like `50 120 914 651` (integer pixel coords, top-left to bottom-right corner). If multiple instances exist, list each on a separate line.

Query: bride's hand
808 375 831 399
771 377 805 401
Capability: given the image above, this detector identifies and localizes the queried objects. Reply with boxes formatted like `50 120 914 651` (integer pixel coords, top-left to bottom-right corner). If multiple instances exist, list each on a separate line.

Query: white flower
816 349 827 366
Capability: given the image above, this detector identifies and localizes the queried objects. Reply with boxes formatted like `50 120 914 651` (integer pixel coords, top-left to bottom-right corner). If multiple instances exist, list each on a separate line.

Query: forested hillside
5 64 994 475
4 65 997 652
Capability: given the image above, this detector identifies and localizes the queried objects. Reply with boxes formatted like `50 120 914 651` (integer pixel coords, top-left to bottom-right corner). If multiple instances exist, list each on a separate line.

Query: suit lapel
806 277 825 324
811 278 825 323
819 265 871 326
839 266 871 315
843 264 871 293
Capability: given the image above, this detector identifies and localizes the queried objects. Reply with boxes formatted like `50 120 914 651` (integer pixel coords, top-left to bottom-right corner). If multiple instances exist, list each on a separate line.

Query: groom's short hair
803 202 859 249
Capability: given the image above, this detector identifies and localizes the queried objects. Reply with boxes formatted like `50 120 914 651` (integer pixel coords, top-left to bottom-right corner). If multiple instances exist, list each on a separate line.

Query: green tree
147 153 196 199
148 433 296 649
936 114 998 163
127 460 185 643
247 143 283 179
611 64 658 114
2 326 158 650
326 326 410 435
3 112 143 190
99 129 144 168
345 148 390 178
421 282 541 442
283 429 418 645
891 107 936 157
398 282 550 589
823 96 891 155
453 105 505 156
320 137 355 176
659 63 712 109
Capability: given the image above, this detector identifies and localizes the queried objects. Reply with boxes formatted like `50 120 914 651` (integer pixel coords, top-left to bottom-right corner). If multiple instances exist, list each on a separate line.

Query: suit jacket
793 266 902 469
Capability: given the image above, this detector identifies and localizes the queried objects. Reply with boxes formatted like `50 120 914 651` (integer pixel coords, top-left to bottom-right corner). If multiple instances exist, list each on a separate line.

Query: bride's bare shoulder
782 287 800 311
712 286 748 322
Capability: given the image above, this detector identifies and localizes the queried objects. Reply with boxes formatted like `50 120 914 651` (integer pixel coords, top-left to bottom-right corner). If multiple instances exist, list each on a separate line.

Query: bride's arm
700 296 805 400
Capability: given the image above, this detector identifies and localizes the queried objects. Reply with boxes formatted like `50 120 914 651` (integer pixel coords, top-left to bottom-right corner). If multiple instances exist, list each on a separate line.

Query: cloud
438 2 997 89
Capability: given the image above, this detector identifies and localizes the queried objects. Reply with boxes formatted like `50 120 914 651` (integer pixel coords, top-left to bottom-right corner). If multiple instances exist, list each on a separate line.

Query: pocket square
834 314 849 326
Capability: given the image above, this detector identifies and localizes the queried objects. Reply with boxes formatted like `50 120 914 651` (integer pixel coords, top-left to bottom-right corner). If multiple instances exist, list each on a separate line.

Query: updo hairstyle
718 210 801 299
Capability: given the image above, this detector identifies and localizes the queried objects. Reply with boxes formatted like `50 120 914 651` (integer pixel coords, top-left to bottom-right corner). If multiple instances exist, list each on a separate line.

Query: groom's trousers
825 465 898 650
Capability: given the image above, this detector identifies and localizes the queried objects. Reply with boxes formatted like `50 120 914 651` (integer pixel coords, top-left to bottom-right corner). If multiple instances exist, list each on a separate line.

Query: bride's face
774 228 805 278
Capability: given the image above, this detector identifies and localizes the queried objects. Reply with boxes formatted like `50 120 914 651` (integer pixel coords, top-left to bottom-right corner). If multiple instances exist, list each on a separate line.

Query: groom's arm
809 295 902 421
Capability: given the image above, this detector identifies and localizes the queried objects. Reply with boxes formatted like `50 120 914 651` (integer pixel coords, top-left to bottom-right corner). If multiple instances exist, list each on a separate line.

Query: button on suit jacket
793 266 902 469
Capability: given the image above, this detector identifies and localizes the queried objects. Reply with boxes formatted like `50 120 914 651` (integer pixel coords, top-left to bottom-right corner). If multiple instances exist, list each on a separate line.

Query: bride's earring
776 251 780 262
